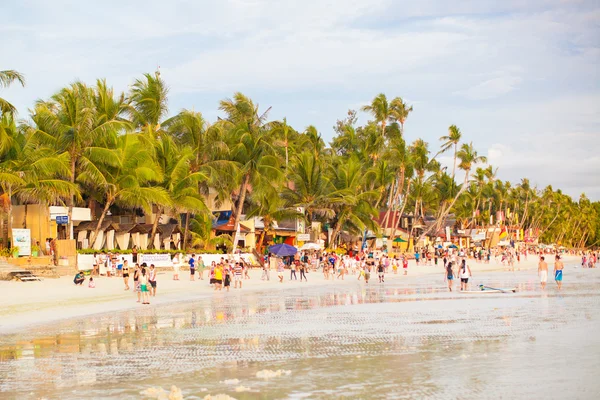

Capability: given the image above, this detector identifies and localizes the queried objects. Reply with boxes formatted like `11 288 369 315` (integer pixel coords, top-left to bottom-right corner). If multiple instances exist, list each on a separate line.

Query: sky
2 0 599 200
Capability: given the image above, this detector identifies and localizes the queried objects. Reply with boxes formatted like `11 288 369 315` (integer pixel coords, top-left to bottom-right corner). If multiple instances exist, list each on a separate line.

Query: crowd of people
71 244 594 301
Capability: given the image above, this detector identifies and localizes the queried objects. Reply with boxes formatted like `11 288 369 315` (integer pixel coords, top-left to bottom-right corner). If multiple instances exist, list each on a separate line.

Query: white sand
0 254 577 333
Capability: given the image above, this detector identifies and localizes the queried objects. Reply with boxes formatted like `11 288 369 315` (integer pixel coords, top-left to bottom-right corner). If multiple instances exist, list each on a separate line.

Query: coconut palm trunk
183 212 190 251
89 199 113 247
149 206 162 250
231 173 250 253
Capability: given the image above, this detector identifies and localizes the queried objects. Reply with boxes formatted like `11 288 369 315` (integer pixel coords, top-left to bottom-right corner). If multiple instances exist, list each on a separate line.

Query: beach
0 254 570 334
1 254 599 399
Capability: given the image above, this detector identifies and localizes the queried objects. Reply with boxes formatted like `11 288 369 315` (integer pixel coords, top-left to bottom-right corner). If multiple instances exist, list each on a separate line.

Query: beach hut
112 223 136 250
128 224 155 250
74 220 114 250
159 224 182 250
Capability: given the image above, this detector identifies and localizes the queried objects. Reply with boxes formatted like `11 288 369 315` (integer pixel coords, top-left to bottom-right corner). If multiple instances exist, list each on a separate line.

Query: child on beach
88 277 95 288
141 268 150 304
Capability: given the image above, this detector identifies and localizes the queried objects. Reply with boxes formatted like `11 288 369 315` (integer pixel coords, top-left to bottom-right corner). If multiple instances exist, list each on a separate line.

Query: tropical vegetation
1 71 599 251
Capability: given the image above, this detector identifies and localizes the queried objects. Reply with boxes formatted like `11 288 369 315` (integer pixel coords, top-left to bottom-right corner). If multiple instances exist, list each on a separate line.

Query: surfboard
460 287 517 294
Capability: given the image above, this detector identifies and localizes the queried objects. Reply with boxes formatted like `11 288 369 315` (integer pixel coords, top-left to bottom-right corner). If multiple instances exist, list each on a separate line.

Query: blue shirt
189 258 195 268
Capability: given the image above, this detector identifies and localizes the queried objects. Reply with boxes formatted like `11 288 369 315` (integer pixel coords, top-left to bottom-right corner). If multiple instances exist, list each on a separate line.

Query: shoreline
0 255 577 335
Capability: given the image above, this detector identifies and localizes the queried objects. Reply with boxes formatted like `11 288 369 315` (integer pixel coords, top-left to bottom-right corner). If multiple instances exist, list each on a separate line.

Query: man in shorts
538 256 548 289
234 262 243 289
188 254 196 281
554 255 564 290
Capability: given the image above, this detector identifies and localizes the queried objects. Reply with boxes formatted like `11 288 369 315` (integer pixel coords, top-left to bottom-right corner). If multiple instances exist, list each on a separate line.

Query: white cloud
1 0 599 199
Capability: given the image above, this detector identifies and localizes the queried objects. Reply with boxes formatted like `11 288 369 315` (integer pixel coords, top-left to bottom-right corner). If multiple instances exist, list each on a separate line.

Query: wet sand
1 254 598 399
0 255 569 334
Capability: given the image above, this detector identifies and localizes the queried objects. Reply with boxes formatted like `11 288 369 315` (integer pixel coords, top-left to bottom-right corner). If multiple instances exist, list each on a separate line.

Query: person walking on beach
554 255 564 290
402 255 408 275
277 259 285 283
299 259 308 282
188 254 196 281
363 264 371 284
244 261 251 279
197 256 205 280
224 266 232 292
122 260 130 290
290 260 298 280
214 263 223 291
234 262 243 289
149 264 157 297
445 261 454 291
377 262 385 283
133 264 141 302
538 256 548 290
141 267 150 304
459 259 472 291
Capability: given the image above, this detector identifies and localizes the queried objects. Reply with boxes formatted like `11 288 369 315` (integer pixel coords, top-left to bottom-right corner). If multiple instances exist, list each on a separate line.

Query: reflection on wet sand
0 270 599 399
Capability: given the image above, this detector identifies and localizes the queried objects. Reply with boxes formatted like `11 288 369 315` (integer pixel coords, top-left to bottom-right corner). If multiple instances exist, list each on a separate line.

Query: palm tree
0 70 25 116
327 157 378 246
219 92 280 252
164 109 236 249
85 134 171 246
128 71 169 138
390 97 413 133
282 152 333 223
1 115 76 246
361 93 391 137
31 81 130 237
419 142 486 241
438 125 462 181
148 136 209 249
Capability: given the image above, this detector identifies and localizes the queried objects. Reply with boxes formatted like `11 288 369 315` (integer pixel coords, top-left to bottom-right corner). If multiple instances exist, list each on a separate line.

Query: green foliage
1 72 598 252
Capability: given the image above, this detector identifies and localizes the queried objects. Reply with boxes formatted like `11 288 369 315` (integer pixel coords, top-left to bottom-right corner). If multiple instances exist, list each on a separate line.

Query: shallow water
1 268 599 399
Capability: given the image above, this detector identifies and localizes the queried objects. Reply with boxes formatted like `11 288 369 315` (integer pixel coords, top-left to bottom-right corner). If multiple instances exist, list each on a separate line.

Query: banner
11 228 31 256
445 226 451 241
139 253 172 267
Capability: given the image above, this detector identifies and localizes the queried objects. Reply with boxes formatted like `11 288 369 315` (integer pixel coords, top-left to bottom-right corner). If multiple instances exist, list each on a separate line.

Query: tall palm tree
438 125 462 181
148 136 208 249
31 81 129 237
219 92 279 252
165 109 235 249
0 70 25 116
419 142 486 241
128 71 169 138
361 93 391 137
390 97 413 133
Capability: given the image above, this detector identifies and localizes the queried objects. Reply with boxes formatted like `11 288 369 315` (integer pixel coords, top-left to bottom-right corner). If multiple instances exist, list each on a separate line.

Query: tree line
1 69 598 250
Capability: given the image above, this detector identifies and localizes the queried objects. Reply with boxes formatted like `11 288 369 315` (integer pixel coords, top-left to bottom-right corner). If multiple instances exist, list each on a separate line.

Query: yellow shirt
214 267 223 280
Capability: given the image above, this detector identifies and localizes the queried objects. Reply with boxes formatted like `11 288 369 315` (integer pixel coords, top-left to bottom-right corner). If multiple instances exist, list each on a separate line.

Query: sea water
0 268 599 399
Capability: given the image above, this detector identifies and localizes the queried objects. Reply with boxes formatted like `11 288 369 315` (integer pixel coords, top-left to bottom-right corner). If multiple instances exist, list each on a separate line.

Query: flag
499 227 508 240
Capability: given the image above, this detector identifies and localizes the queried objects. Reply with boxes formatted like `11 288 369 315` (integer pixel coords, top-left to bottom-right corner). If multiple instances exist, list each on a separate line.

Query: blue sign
56 215 69 225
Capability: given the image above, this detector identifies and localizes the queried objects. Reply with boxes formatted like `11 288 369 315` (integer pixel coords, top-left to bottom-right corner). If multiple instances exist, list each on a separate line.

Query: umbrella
393 237 407 243
299 242 321 251
448 244 458 249
268 243 298 257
